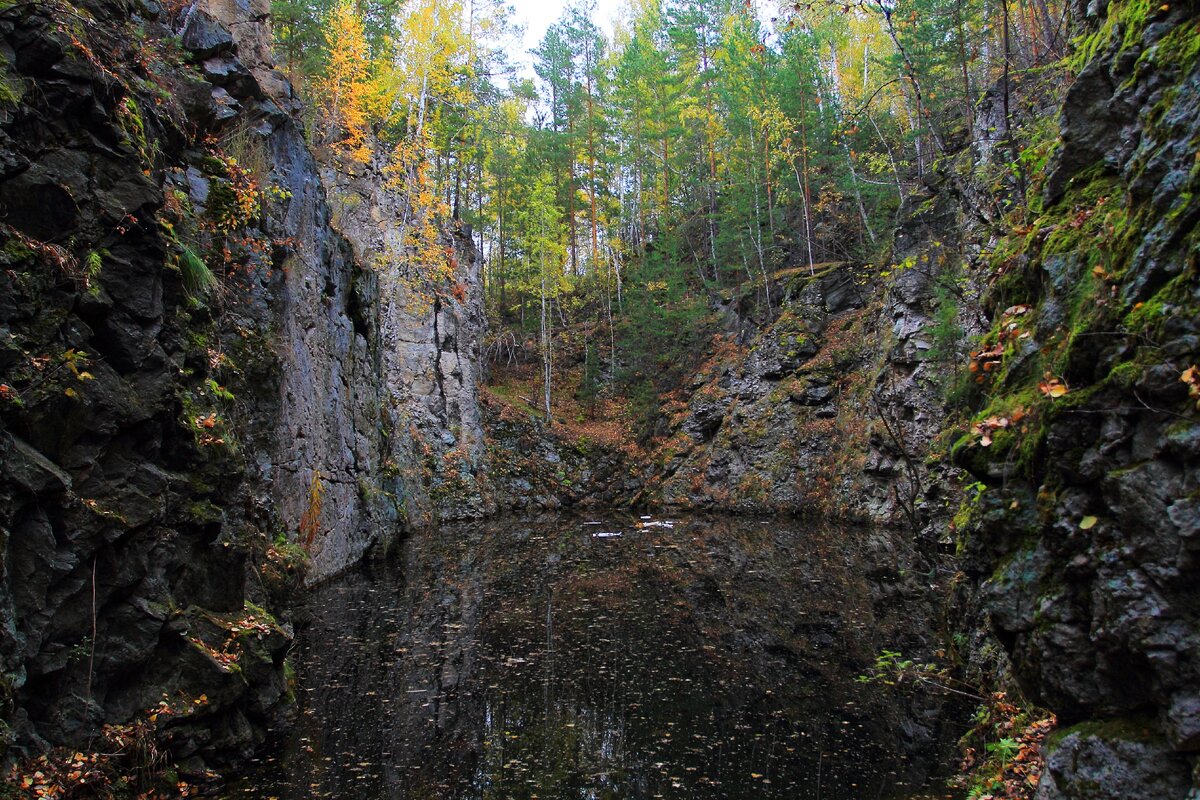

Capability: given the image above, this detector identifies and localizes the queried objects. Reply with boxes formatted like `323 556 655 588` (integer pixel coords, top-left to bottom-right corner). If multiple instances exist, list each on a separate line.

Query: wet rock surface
0 0 294 770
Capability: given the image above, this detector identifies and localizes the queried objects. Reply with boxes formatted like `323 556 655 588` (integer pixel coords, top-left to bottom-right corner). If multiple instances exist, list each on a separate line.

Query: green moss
1105 359 1142 388
242 600 281 628
200 154 229 178
282 658 298 702
185 500 222 523
1 236 33 263
1135 8 1200 78
952 386 1049 479
1124 267 1197 336
1047 713 1161 749
0 74 19 107
113 92 164 171
1070 0 1157 74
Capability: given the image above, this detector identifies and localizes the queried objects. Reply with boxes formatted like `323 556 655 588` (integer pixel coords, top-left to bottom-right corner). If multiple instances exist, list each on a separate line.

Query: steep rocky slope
949 1 1200 795
479 219 982 541
195 0 490 576
0 0 295 770
638 215 980 542
317 148 491 528
0 0 487 777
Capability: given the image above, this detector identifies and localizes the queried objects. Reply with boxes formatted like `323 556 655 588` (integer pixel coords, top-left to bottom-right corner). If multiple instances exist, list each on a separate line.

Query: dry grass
483 364 643 455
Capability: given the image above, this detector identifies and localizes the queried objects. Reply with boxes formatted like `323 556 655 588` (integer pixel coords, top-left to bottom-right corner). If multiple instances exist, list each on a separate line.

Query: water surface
227 514 959 799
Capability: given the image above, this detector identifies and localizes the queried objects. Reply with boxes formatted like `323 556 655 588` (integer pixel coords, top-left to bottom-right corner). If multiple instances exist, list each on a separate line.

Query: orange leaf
1039 376 1068 398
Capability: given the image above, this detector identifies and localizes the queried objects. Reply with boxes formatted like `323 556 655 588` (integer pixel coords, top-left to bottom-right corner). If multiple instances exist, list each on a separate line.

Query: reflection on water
226 514 960 799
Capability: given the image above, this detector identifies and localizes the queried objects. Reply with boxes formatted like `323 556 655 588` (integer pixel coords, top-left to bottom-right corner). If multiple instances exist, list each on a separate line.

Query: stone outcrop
317 149 491 532
950 2 1200 795
480 395 638 511
0 0 488 774
638 208 980 544
0 0 295 770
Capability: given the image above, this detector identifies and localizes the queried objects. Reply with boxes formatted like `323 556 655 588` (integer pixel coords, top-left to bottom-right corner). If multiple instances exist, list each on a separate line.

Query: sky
504 0 626 78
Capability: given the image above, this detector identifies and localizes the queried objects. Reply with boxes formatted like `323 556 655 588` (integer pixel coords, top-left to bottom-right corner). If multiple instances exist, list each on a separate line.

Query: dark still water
226 514 962 800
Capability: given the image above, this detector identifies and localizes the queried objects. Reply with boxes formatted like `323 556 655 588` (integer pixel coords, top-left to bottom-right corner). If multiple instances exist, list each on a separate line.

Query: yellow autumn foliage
318 0 373 164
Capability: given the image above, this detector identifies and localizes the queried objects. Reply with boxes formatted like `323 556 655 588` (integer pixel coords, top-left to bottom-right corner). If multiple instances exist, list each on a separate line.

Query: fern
84 250 103 280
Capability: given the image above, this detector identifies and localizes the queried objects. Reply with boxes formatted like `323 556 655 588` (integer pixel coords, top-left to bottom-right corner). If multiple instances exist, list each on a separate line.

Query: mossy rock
1047 713 1162 749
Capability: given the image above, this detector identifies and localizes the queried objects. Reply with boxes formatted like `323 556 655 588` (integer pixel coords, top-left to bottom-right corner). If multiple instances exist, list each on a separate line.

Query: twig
84 555 97 750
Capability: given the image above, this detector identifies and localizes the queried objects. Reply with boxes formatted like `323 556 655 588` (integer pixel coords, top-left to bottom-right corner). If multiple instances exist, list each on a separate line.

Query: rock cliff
317 148 491 530
627 190 981 549
949 1 1200 795
0 0 487 776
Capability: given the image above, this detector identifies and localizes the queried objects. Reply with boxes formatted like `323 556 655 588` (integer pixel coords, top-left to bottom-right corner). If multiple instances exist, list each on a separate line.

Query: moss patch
1048 712 1162 748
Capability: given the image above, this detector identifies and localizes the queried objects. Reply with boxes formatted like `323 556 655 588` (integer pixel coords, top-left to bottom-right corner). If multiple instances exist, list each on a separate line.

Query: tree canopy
271 0 1069 422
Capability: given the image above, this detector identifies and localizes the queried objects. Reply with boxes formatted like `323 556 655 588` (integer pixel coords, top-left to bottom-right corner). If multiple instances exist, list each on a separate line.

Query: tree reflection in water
226 514 963 799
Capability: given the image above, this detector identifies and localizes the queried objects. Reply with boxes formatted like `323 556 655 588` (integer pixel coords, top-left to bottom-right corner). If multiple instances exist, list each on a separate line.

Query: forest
272 0 1067 430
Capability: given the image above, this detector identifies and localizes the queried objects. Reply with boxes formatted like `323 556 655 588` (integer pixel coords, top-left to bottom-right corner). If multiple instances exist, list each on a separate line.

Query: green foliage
985 736 1020 766
624 377 665 444
928 278 966 363
270 0 401 77
263 0 1086 442
116 95 156 166
616 236 710 440
857 648 946 687
0 54 20 106
83 249 105 293
178 245 216 296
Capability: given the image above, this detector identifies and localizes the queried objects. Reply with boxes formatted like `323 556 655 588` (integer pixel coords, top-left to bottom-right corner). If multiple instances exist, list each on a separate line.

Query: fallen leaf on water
1079 516 1098 530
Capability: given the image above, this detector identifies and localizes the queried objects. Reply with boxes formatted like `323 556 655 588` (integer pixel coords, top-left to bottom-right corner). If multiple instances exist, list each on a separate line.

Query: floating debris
227 512 954 800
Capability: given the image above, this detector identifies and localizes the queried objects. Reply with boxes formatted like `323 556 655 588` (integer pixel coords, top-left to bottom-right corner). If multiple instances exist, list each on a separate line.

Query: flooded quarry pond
227 515 963 799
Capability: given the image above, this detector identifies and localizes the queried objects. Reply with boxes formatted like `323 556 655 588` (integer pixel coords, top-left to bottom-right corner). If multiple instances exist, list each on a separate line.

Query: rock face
183 0 402 586
481 397 638 511
317 150 491 532
640 221 979 542
0 0 293 770
0 0 488 772
951 2 1200 794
